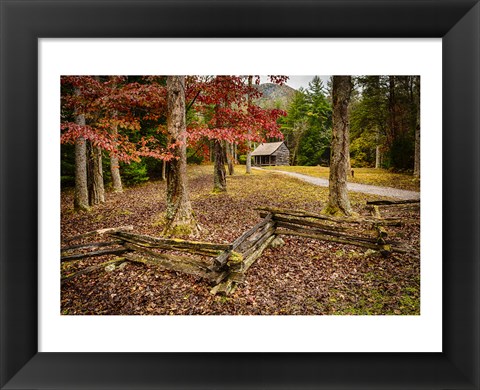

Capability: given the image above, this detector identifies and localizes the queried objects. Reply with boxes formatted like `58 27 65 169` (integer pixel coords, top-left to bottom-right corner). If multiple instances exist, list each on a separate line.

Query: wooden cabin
251 141 290 166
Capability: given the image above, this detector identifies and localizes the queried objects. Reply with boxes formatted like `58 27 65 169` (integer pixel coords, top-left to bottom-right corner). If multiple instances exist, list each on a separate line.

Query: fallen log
63 225 134 243
61 247 130 262
61 258 126 284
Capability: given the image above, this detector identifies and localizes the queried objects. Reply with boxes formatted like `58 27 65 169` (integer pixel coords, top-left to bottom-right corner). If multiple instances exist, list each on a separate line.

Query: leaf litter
61 165 420 315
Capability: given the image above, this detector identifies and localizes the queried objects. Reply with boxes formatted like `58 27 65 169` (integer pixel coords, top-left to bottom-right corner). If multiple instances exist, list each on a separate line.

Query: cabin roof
251 142 285 156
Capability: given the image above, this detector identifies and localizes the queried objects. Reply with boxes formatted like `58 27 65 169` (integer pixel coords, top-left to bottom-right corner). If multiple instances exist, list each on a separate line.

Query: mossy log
61 258 126 284
61 247 130 262
63 225 133 243
123 243 218 280
61 240 124 254
110 231 230 253
108 231 224 256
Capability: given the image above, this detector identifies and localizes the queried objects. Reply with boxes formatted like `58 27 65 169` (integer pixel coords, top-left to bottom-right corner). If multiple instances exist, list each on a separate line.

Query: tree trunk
161 159 166 181
163 76 199 236
227 141 235 175
246 140 252 173
87 142 105 205
73 97 89 212
213 139 227 192
109 119 123 193
375 145 381 168
413 76 420 178
74 134 89 212
324 76 352 216
246 75 253 174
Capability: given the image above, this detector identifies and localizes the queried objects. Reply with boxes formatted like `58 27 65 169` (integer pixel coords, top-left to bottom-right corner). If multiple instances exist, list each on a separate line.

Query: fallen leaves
61 165 420 315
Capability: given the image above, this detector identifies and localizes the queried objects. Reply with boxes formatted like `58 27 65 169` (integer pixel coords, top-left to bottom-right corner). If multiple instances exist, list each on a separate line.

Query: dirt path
255 168 420 200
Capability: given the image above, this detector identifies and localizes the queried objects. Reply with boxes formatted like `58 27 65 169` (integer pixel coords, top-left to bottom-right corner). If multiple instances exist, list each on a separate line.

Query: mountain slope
255 83 297 110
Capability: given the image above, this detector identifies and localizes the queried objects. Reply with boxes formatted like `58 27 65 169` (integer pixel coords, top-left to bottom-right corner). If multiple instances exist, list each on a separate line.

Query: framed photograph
1 1 479 389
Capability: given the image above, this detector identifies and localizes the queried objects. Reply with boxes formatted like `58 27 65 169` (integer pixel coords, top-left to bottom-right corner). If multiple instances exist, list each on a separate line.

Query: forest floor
61 165 420 315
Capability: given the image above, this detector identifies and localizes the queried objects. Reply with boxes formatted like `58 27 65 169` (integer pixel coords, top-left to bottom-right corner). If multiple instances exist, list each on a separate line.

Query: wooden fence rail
61 201 419 295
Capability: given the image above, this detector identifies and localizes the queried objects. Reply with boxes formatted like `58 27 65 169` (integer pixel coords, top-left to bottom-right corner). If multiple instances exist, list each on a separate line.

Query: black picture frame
1 1 479 389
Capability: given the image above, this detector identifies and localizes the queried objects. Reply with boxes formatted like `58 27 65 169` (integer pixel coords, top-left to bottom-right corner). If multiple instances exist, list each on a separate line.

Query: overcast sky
261 75 331 91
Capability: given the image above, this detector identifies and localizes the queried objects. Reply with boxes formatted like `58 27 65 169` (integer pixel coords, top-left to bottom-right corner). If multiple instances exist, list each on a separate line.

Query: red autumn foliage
61 75 288 162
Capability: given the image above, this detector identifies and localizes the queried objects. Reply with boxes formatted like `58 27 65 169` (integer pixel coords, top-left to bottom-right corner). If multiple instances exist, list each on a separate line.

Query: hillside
255 82 297 110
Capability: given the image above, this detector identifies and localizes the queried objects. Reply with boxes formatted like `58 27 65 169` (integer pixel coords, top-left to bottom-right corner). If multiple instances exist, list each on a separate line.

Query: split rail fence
61 200 419 295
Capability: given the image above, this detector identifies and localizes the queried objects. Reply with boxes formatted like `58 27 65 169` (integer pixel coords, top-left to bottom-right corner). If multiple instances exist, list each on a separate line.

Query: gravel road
255 168 420 200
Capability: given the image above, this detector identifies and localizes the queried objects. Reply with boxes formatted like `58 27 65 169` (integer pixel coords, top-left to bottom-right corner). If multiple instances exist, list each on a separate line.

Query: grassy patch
263 166 420 192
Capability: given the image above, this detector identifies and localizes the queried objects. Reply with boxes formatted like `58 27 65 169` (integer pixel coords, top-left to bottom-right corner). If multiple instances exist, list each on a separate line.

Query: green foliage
350 135 376 167
238 154 249 165
121 160 149 186
280 76 332 166
351 76 419 171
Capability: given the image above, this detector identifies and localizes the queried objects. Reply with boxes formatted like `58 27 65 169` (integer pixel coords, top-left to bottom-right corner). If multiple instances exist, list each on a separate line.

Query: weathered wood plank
239 228 276 263
61 248 130 262
123 250 216 281
275 221 381 245
110 231 230 253
276 229 381 251
123 242 212 269
212 214 273 269
231 214 273 248
61 240 124 254
256 207 362 224
61 258 126 284
242 235 276 272
63 225 134 243
367 199 420 206
236 222 275 254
